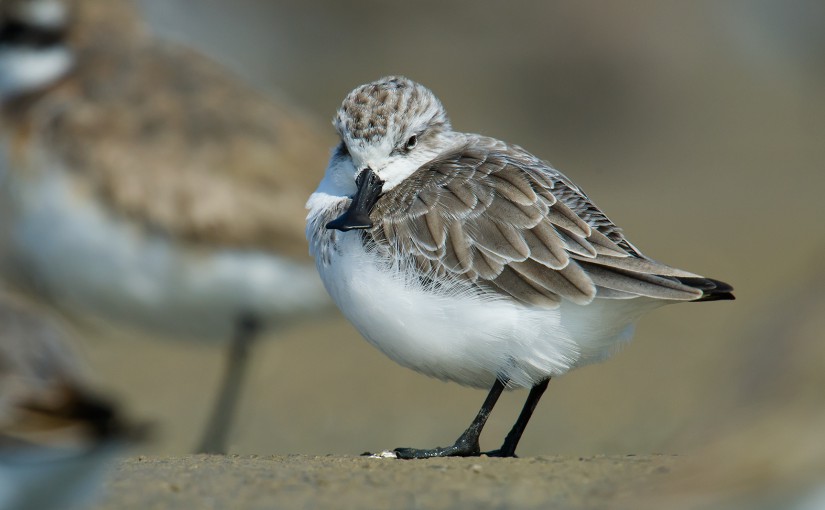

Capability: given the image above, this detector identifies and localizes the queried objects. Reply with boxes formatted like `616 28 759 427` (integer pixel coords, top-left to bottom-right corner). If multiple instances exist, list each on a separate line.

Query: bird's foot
481 448 518 458
394 439 481 459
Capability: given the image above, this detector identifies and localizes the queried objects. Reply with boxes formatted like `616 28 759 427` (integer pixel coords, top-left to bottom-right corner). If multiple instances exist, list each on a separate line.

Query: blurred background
4 0 824 504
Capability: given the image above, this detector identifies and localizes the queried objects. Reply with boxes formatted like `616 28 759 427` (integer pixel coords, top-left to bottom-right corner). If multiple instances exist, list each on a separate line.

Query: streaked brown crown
333 76 450 144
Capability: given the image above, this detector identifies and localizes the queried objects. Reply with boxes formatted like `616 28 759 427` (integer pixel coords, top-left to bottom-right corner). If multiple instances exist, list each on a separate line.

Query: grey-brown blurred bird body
0 0 330 452
0 292 139 510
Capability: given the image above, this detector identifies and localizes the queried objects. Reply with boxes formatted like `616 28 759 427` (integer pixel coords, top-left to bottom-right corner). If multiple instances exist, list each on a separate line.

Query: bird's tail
676 277 735 302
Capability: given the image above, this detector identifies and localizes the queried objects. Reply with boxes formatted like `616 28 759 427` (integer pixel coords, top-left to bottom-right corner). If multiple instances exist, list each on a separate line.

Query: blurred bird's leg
196 313 261 454
485 378 550 458
393 378 507 459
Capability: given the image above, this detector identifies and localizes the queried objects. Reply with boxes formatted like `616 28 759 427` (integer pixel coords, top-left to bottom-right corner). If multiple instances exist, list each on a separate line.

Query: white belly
0 158 327 340
315 232 659 389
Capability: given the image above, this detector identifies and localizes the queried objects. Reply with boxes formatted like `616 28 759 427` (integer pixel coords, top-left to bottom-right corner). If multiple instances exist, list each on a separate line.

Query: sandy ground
93 454 678 510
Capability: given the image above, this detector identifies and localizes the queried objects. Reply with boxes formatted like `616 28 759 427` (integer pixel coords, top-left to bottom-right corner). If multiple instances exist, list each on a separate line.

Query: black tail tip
677 277 735 302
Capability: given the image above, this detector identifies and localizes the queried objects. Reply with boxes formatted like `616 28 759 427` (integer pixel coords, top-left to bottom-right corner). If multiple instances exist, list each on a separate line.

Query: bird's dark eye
405 135 418 151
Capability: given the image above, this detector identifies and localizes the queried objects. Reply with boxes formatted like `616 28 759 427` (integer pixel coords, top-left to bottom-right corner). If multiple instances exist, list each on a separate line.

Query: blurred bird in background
0 0 331 453
0 291 142 510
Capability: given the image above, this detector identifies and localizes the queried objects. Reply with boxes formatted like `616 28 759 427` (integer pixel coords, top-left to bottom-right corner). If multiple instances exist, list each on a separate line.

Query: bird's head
323 76 453 231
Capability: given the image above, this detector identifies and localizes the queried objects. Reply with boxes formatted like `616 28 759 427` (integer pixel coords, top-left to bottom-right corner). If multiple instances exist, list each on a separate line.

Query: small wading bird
0 292 143 510
306 76 734 459
0 0 329 453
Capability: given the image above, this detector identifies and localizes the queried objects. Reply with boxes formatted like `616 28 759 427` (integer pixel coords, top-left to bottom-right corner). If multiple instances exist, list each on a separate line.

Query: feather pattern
368 136 704 307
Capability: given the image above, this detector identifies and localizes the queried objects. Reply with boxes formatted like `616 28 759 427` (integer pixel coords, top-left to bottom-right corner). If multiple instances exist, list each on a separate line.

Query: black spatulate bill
326 168 384 231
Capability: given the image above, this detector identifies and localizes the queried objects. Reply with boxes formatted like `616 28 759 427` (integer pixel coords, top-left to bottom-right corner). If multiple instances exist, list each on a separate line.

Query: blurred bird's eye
404 135 418 151
0 20 65 47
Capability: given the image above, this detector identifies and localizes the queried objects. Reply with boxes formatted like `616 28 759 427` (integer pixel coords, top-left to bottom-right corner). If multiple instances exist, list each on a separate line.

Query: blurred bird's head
0 0 74 103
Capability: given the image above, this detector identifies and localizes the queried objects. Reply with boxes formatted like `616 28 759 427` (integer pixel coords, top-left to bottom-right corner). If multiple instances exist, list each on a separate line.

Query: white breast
309 214 659 389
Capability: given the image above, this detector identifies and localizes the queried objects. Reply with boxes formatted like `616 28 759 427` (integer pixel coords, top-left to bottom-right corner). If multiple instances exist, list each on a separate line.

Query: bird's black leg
486 378 550 458
394 378 507 459
196 314 261 454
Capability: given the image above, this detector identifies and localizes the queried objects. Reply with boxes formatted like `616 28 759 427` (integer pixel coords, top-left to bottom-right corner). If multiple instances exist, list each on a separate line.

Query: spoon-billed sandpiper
306 76 734 459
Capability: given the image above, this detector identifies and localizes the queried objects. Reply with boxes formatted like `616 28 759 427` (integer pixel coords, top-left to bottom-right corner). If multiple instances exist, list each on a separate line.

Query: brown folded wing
369 137 703 308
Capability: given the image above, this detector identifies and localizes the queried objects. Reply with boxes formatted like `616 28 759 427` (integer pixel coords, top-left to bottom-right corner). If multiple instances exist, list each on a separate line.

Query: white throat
0 46 73 100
